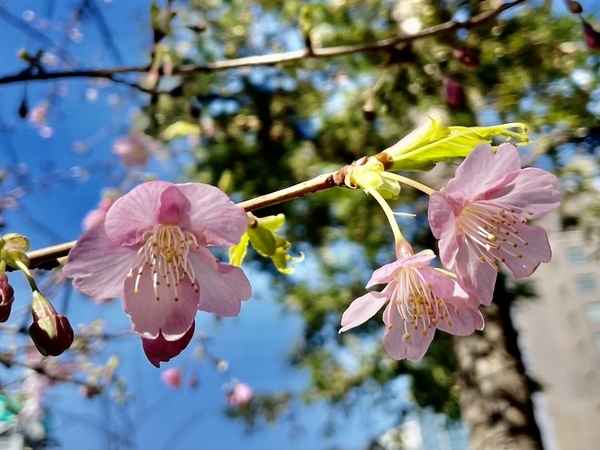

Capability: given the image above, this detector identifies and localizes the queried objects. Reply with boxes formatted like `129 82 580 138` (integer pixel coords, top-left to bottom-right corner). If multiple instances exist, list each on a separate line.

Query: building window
576 274 597 293
568 247 588 264
585 303 600 323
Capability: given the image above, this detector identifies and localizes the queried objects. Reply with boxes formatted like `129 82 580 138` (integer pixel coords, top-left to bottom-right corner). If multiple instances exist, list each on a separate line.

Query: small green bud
29 291 74 357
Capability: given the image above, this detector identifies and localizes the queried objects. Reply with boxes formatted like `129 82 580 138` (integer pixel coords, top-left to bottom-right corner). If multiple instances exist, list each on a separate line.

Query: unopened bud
452 48 480 68
29 291 74 357
442 77 466 107
0 273 14 322
568 1 582 14
583 20 600 50
362 98 376 123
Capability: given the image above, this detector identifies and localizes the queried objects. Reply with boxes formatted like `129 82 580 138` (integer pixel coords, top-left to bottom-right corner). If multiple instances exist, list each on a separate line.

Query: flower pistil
129 224 201 300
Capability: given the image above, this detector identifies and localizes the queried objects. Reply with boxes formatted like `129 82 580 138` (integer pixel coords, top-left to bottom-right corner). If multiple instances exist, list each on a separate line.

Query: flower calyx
229 213 304 274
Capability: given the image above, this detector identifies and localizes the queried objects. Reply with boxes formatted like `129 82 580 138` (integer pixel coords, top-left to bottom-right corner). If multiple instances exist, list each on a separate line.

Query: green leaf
248 226 277 256
161 121 201 141
383 118 529 171
229 232 249 267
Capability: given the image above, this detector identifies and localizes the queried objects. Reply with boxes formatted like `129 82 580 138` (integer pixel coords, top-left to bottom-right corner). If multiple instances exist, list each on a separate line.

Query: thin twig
13 172 338 271
0 0 526 87
0 352 104 390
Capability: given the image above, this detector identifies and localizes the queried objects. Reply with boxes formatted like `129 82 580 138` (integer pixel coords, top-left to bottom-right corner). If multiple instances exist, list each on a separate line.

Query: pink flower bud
452 48 480 68
442 77 466 107
583 20 600 50
0 273 14 322
227 382 254 407
160 367 182 388
29 291 74 357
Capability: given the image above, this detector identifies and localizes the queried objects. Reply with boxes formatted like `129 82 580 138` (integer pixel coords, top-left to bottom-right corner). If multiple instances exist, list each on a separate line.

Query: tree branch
15 172 338 271
0 0 526 86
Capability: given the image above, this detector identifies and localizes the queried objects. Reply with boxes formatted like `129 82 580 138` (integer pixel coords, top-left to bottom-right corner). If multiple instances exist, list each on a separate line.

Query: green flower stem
362 184 404 244
381 172 435 196
12 260 40 292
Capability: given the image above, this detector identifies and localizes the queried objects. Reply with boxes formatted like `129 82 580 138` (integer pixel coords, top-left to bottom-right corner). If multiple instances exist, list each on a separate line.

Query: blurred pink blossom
227 381 253 407
112 132 157 167
160 367 183 388
82 197 116 231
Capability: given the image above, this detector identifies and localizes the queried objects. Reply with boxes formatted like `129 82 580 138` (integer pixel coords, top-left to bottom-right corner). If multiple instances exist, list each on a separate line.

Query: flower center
128 225 200 301
458 201 533 271
390 267 451 340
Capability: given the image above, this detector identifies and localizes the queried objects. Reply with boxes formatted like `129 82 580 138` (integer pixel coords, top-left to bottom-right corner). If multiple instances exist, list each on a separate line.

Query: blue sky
0 1 408 448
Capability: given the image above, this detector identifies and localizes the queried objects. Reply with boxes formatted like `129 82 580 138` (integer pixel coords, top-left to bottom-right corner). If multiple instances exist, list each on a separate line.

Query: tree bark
453 274 544 450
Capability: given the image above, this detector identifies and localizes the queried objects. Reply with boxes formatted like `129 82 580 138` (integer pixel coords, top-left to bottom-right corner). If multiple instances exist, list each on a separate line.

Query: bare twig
16 172 338 271
0 0 526 87
0 352 104 390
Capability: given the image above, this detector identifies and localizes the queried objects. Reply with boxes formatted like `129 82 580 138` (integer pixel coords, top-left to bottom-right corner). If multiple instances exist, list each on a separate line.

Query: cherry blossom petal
382 302 435 361
63 225 135 299
123 269 200 339
105 181 173 245
157 184 188 224
420 267 472 307
435 306 484 336
498 224 551 278
176 183 248 247
486 168 561 218
445 143 521 200
454 243 497 306
367 251 435 288
339 291 390 333
428 193 460 268
188 248 252 317
142 322 195 368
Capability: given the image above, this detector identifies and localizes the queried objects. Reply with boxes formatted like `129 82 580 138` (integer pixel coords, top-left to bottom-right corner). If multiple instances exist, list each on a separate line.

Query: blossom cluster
60 119 560 366
339 140 560 361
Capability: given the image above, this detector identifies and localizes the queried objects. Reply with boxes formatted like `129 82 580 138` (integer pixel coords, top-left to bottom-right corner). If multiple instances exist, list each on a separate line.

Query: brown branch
16 172 338 271
0 0 526 87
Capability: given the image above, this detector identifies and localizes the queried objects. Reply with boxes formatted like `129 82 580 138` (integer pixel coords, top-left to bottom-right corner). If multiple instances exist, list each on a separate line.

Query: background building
516 210 600 450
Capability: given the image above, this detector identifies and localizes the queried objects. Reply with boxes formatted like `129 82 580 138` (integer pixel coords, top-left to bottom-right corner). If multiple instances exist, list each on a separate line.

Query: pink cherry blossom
82 198 115 231
112 132 157 167
227 381 254 407
63 181 252 365
160 367 183 388
340 244 484 361
428 143 560 306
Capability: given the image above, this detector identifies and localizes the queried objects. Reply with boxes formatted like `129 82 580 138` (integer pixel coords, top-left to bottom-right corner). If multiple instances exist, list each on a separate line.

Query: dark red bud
452 48 480 68
29 291 74 356
18 97 29 119
583 20 600 50
0 273 14 322
442 77 466 107
568 1 583 14
362 98 376 123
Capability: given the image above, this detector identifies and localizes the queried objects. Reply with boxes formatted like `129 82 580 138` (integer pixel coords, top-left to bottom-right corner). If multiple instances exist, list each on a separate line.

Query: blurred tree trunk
453 274 544 450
